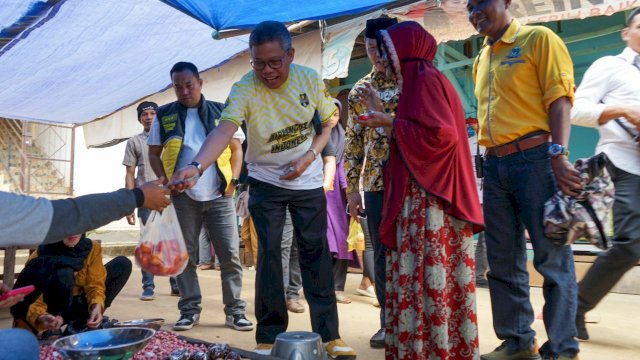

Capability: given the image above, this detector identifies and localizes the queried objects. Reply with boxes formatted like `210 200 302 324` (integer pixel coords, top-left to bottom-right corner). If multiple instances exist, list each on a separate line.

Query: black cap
365 17 398 39
136 101 158 119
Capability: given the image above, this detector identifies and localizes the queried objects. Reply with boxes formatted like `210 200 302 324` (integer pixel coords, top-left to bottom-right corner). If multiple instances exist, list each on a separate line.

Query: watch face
549 144 563 155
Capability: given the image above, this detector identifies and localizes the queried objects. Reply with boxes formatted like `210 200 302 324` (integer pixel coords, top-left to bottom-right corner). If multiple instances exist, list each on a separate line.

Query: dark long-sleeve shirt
0 189 138 247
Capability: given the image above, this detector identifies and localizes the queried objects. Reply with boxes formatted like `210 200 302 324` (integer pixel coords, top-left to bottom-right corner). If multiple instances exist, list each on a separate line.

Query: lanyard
486 49 498 146
612 55 640 141
478 24 523 146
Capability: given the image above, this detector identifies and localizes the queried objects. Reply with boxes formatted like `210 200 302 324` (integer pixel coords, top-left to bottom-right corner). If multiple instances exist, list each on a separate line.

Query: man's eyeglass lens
251 59 283 70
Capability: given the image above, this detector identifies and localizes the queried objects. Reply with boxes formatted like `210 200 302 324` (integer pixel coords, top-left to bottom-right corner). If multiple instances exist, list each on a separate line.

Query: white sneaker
173 313 200 331
225 314 254 331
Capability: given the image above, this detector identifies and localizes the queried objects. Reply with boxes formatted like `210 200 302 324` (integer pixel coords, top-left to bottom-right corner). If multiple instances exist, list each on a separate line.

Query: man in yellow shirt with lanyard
467 1 582 359
169 21 356 359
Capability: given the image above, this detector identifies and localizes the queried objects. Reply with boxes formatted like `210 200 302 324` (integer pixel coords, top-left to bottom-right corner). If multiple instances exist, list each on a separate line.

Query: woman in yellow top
11 234 131 336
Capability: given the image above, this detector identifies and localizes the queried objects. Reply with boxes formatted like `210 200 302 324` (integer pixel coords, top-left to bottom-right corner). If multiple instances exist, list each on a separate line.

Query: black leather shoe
576 314 589 341
369 328 385 348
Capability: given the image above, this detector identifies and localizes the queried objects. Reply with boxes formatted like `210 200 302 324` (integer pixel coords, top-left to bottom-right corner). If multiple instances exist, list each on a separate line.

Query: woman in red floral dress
354 21 484 360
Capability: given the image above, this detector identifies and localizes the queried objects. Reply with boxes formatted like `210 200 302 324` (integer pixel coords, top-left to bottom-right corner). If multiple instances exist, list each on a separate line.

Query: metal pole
21 121 27 193
70 126 75 195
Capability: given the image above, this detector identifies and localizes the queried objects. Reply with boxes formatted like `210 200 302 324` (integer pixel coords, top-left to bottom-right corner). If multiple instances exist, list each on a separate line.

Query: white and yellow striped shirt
221 64 336 190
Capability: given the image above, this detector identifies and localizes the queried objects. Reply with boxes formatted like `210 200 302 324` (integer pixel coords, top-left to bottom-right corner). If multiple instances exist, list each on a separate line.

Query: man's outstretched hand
140 177 171 211
168 165 200 193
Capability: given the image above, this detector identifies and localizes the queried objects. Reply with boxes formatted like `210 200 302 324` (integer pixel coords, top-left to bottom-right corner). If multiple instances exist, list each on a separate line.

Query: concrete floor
2 259 640 359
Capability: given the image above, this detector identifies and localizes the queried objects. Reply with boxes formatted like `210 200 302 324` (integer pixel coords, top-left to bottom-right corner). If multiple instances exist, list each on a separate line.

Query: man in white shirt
149 62 251 332
571 7 640 341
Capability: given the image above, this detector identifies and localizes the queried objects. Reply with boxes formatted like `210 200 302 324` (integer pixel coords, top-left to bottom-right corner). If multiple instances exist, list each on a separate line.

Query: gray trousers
475 231 489 281
172 193 246 316
333 259 348 292
280 210 302 300
578 164 640 314
198 227 219 266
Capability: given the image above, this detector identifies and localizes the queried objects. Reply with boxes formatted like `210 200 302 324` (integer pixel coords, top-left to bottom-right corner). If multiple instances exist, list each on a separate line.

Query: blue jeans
1 329 39 360
198 227 218 266
483 143 578 357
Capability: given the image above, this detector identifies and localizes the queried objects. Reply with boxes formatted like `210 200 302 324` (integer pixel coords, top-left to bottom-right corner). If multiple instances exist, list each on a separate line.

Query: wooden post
2 246 17 288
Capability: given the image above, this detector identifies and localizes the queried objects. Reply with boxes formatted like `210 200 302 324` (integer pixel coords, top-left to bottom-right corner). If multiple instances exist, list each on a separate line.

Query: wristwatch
230 178 240 186
548 144 569 158
307 148 319 158
188 161 204 175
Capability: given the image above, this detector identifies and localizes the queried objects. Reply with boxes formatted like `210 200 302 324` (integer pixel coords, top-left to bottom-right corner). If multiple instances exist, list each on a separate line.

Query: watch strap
188 161 203 175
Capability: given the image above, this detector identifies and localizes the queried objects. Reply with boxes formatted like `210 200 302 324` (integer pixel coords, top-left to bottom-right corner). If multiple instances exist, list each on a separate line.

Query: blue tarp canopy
0 0 392 125
160 0 393 30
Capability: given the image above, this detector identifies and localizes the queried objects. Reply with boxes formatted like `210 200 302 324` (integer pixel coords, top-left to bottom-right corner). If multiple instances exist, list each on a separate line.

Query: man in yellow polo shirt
468 1 582 360
169 21 356 360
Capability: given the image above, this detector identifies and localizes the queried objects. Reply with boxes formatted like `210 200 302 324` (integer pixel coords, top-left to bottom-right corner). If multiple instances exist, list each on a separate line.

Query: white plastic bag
134 204 188 276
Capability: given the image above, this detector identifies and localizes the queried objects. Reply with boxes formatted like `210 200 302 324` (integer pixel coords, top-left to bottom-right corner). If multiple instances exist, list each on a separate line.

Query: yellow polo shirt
472 19 575 147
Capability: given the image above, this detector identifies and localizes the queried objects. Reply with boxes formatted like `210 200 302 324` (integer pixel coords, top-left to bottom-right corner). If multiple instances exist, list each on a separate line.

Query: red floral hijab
378 21 484 249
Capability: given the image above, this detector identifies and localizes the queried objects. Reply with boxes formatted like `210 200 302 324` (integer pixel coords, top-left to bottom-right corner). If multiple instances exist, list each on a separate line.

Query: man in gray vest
149 61 250 332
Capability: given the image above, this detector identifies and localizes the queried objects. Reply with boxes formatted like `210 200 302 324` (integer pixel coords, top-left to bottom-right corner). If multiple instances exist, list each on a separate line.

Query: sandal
355 285 376 298
335 292 352 304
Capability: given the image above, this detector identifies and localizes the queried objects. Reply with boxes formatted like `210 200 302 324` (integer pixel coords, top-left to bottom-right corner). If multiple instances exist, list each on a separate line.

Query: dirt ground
2 258 639 359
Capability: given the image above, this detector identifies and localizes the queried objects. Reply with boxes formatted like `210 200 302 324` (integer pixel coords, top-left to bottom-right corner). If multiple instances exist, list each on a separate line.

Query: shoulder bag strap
612 55 640 141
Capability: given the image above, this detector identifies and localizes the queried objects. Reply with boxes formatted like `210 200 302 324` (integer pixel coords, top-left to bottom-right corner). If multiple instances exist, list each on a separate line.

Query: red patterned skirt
385 180 479 360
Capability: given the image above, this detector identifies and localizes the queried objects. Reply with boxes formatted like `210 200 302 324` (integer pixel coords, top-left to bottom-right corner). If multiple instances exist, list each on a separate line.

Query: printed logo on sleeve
161 114 178 132
299 93 310 107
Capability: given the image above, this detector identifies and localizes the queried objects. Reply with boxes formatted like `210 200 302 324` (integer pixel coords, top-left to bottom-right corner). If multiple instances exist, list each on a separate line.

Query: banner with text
390 0 639 43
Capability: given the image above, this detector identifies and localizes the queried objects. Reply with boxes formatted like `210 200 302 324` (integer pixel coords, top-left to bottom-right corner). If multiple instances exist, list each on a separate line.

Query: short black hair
170 62 199 79
365 17 398 39
249 21 292 51
627 7 640 26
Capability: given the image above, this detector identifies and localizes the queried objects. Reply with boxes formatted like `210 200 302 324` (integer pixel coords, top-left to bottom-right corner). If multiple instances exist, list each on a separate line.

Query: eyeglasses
250 50 290 71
